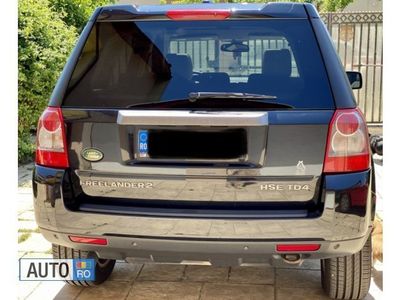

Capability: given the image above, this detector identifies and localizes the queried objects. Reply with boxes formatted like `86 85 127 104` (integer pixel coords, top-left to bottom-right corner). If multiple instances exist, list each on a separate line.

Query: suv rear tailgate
59 17 336 213
64 109 332 206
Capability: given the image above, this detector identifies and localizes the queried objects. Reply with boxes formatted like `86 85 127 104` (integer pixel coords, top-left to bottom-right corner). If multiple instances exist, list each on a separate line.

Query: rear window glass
63 20 334 109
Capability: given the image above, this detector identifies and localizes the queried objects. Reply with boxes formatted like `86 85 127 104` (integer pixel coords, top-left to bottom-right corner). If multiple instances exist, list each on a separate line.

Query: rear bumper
39 227 370 266
33 165 374 263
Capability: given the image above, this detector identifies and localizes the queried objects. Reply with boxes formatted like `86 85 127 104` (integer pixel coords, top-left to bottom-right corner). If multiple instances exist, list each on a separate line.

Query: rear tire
321 236 372 299
52 244 116 286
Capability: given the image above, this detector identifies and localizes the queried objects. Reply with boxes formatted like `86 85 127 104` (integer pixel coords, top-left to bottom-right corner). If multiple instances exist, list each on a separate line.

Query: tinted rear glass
63 20 334 109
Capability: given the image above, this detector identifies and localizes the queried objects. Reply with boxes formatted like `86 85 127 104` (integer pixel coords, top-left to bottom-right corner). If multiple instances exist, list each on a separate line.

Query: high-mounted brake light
166 9 231 20
323 108 370 173
35 107 69 168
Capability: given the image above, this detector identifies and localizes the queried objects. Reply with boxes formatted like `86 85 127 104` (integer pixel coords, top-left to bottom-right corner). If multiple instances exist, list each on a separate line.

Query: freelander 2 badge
81 148 104 162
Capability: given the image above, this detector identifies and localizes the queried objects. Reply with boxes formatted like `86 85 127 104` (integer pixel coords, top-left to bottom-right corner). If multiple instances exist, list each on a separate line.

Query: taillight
323 108 370 173
166 9 231 20
35 107 69 168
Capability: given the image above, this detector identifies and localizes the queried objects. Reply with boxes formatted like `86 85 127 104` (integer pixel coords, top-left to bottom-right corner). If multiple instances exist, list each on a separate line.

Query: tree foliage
48 0 115 32
318 0 354 11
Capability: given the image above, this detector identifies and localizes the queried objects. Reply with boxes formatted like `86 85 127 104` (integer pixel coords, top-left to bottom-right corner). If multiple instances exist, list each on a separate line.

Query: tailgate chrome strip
117 110 268 126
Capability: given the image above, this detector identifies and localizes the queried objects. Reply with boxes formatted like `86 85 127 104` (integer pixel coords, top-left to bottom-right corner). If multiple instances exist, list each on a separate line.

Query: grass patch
18 232 31 243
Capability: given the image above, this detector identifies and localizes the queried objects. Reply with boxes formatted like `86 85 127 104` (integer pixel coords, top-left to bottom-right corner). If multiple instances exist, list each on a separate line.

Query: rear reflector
35 107 69 168
69 236 108 246
276 244 321 252
323 108 370 173
166 9 230 20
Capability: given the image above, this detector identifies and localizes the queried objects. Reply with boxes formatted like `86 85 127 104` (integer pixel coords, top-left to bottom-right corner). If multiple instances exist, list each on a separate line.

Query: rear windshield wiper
188 92 277 102
186 92 293 108
126 93 293 109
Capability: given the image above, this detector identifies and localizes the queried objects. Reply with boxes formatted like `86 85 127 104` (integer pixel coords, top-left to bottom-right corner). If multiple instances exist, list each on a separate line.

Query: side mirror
346 71 362 89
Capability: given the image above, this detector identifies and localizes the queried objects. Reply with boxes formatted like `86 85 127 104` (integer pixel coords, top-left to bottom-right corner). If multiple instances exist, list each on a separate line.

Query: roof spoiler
94 3 316 22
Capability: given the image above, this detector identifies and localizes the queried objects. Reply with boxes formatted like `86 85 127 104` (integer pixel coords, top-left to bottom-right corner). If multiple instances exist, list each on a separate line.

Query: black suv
33 3 374 299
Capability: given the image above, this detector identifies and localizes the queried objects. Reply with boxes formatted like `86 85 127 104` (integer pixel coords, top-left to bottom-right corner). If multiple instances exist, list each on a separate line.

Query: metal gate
320 12 383 124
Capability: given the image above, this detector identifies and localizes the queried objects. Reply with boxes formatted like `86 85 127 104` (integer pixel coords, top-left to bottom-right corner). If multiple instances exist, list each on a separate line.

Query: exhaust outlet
281 254 303 265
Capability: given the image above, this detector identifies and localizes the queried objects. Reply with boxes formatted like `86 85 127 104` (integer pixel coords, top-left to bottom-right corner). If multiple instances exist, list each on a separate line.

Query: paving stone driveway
17 161 383 300
17 258 383 300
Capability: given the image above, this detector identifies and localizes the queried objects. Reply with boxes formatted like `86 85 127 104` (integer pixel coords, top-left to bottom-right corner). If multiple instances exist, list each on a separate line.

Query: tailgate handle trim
117 110 268 126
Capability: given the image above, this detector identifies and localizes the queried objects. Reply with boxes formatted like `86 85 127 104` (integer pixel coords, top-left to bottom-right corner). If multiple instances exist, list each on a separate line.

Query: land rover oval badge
81 148 103 162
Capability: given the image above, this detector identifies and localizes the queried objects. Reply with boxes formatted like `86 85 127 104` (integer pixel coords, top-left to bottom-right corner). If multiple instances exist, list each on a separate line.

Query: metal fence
321 12 383 124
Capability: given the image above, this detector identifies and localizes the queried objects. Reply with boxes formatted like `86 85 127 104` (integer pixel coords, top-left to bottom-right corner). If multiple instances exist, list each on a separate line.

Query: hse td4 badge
260 184 311 191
